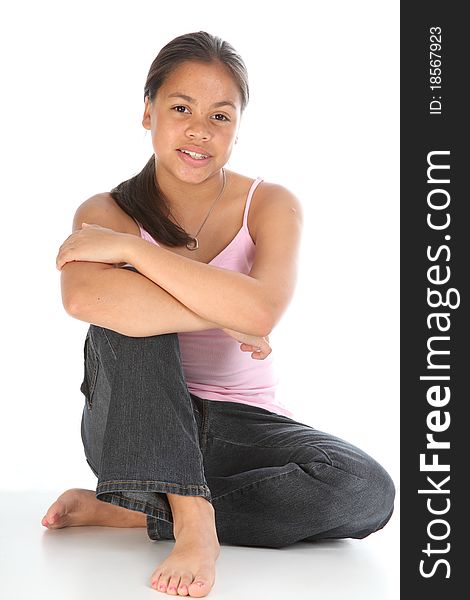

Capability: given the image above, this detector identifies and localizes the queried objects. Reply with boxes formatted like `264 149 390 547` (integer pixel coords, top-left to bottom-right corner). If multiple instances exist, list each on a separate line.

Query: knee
90 325 180 356
348 457 396 538
315 446 395 538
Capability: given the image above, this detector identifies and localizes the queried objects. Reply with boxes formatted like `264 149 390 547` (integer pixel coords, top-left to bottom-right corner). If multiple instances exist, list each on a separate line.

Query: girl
42 31 395 598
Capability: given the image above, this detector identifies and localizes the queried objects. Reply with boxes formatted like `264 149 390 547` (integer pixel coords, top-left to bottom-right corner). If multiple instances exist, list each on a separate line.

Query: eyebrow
167 93 237 110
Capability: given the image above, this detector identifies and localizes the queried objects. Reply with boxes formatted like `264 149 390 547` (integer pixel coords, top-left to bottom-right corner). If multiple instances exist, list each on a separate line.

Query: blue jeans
80 325 395 548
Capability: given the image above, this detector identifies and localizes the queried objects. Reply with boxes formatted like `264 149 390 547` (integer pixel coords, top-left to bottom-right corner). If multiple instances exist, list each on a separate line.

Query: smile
179 149 210 160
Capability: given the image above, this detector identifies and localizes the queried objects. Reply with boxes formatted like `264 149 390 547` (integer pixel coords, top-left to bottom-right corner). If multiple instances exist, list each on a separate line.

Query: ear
142 96 152 130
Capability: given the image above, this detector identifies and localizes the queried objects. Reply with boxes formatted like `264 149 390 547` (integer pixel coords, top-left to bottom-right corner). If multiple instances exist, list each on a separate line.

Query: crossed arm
59 187 303 341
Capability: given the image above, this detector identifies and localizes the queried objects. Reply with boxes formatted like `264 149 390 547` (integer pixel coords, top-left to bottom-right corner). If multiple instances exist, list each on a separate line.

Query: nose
185 115 211 141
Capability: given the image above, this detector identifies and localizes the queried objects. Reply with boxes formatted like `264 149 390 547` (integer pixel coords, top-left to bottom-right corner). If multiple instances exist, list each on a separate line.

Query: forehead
158 61 242 108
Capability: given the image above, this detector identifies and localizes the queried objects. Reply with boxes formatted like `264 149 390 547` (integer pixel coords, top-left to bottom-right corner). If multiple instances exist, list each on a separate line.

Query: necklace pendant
186 237 199 251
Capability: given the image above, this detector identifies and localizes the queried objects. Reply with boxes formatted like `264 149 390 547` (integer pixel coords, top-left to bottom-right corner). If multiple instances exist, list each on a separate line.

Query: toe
150 570 163 591
177 573 192 596
188 572 212 597
167 575 181 595
154 572 170 593
43 500 63 526
43 509 60 528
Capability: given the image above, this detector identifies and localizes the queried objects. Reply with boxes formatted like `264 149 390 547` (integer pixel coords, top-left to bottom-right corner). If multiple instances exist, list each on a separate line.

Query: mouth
178 148 211 160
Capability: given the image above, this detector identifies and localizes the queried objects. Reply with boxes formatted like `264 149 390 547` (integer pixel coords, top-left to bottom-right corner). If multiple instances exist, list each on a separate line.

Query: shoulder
72 192 140 235
254 180 303 216
249 180 303 240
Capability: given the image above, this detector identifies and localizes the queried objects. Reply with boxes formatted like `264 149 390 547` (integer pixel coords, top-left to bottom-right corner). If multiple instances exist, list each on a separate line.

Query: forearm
62 263 220 336
128 238 272 336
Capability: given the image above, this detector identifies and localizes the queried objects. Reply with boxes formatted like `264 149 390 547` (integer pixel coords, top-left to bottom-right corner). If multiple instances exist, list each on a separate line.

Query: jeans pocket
80 330 99 410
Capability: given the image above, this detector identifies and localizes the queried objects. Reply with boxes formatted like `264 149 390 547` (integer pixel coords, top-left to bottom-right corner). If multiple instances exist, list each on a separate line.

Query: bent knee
350 459 396 537
91 325 179 354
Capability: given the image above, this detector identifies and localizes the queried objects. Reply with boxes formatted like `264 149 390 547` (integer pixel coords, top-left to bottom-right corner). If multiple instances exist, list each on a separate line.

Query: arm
60 185 303 337
63 262 220 336
126 184 303 336
61 195 220 336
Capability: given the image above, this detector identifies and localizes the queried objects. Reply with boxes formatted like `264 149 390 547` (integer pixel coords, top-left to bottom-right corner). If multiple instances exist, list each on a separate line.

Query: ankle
167 494 214 515
167 495 216 535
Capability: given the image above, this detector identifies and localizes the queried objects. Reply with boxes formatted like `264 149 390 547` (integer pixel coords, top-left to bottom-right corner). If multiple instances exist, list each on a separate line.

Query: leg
80 325 211 532
43 325 219 597
198 401 395 548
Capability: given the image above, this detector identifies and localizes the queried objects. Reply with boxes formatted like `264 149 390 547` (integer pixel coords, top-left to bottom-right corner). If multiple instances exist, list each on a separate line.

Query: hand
222 328 272 360
56 223 137 270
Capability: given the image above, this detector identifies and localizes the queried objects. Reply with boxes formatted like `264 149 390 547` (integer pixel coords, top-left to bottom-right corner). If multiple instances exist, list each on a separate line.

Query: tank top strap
242 177 264 228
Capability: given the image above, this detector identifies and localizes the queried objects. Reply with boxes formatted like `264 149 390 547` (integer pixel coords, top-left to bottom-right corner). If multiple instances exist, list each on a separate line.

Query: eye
212 113 230 122
173 105 190 114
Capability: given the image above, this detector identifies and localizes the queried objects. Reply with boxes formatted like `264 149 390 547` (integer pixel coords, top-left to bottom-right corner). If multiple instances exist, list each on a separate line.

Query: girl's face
142 60 242 185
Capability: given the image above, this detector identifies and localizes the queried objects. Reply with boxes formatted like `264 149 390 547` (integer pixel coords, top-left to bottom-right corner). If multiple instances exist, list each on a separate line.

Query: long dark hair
110 31 249 246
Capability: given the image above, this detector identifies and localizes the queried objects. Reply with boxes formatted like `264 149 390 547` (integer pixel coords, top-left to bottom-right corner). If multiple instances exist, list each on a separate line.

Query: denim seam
97 479 210 488
83 335 99 409
212 466 299 501
146 515 165 540
96 480 212 502
98 492 173 522
100 327 119 360
321 461 368 482
199 400 210 452
209 435 333 464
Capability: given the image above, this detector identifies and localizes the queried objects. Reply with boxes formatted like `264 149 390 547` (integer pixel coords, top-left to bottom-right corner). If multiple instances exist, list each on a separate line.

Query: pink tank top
138 177 294 418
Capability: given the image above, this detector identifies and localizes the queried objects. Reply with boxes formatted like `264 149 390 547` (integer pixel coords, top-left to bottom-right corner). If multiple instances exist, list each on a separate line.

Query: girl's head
142 32 249 184
111 32 249 246
143 31 249 112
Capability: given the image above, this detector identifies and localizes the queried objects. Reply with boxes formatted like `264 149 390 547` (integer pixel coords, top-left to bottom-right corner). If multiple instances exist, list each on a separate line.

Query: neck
155 160 226 217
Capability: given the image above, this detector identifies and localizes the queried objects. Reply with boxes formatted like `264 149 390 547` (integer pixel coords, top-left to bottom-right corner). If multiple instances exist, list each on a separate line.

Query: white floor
0 490 399 600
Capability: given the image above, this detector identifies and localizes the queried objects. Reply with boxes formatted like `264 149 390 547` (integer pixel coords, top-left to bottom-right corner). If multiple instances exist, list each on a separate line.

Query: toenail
195 581 205 587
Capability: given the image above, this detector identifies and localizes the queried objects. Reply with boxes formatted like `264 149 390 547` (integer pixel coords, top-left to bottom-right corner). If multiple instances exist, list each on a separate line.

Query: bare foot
150 499 220 597
41 488 147 529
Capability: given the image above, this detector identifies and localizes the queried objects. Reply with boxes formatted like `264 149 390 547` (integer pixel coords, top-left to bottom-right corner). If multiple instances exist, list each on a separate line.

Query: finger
254 346 272 359
56 248 71 270
81 222 101 229
241 344 262 353
56 252 66 270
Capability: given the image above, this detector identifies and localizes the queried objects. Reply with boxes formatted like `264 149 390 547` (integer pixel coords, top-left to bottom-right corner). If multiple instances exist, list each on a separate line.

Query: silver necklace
177 168 227 251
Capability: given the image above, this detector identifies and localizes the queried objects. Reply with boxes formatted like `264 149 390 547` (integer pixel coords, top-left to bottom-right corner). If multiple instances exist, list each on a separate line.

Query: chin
156 154 226 184
175 164 224 184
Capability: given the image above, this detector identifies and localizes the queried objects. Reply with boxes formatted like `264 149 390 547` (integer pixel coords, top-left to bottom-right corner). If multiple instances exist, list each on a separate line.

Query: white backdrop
0 0 399 497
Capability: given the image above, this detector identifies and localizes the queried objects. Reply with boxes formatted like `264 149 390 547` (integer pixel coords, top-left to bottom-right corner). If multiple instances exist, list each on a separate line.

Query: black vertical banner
401 2 468 597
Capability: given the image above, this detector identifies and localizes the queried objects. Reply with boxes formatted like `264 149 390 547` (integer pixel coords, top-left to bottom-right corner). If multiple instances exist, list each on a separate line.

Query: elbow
250 304 275 338
257 323 273 338
63 295 84 319
62 288 88 319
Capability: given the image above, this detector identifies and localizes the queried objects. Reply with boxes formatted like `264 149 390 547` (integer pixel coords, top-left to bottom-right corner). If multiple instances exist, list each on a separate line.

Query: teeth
180 149 208 159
